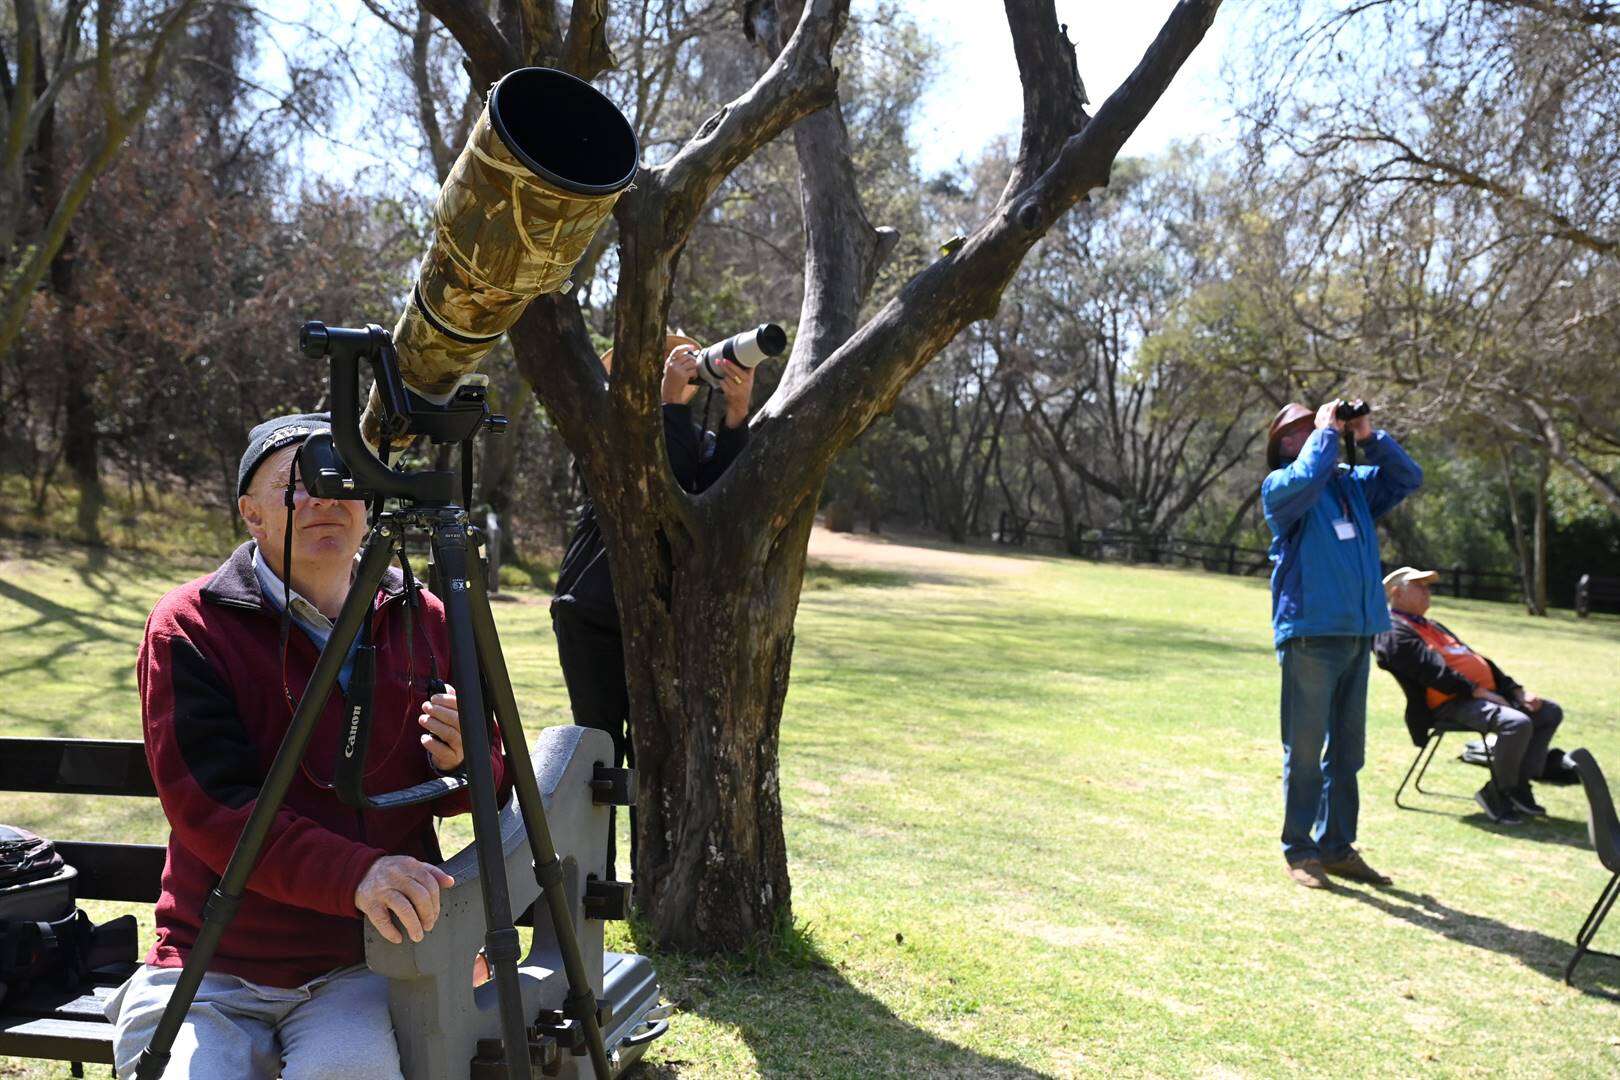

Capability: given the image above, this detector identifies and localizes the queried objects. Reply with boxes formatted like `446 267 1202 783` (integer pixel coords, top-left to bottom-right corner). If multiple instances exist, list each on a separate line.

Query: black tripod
137 323 612 1080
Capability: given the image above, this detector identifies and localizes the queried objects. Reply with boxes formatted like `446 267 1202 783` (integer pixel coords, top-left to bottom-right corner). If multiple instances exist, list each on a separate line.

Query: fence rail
994 512 1523 602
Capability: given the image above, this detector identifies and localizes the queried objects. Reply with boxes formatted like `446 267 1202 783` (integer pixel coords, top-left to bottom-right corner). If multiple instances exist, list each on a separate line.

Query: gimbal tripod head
297 320 508 508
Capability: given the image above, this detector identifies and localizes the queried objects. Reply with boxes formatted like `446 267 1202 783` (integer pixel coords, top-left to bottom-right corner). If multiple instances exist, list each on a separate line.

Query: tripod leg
433 521 532 1080
136 526 400 1080
468 550 614 1078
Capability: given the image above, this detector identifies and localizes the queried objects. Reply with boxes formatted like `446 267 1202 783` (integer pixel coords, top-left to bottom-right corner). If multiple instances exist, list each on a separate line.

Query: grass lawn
5 532 1620 1077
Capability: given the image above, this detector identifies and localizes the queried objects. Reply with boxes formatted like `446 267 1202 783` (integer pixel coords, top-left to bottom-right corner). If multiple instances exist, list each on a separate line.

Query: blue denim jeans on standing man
1280 635 1372 864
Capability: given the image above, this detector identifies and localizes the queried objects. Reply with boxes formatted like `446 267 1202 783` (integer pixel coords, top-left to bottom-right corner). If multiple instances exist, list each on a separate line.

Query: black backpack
0 825 136 1008
1458 741 1581 785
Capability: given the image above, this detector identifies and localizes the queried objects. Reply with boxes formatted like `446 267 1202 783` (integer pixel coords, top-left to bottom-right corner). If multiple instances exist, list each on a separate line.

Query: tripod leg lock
202 887 242 927
482 926 522 965
534 854 565 891
134 1046 171 1080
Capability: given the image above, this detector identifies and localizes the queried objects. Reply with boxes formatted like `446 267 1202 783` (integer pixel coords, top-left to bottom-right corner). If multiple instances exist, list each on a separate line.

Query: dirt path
805 525 1040 579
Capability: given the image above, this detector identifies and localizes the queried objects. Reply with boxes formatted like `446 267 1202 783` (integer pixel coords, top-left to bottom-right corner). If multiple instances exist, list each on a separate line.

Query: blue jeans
1279 635 1371 863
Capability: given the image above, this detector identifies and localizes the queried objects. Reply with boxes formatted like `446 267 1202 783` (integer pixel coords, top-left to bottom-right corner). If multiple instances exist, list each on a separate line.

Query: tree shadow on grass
626 922 1053 1079
1338 884 1620 1000
803 561 970 590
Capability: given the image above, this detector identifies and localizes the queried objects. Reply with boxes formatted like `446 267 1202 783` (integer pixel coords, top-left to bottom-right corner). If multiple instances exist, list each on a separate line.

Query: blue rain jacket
1262 428 1422 647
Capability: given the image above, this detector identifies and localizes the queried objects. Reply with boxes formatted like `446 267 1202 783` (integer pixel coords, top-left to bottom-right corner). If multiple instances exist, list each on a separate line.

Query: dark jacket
553 401 748 628
1372 610 1522 747
139 542 505 988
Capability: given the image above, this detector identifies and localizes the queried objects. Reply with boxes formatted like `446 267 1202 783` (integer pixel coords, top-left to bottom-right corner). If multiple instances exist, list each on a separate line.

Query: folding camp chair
1567 748 1620 986
1395 717 1489 810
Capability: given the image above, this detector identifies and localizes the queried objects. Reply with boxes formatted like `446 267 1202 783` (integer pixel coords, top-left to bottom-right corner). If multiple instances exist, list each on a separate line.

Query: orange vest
1395 612 1495 709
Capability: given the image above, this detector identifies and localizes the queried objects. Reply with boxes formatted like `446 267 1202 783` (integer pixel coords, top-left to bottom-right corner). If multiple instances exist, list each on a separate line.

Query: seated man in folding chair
1374 566 1563 825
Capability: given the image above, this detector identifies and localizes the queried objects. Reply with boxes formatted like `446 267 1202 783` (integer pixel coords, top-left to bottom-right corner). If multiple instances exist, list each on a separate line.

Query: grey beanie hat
238 412 331 496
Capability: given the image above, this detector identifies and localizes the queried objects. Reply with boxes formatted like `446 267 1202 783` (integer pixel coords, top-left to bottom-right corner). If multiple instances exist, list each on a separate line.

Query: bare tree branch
649 0 845 242
1002 0 1089 197
561 0 613 80
734 0 1223 525
421 0 519 88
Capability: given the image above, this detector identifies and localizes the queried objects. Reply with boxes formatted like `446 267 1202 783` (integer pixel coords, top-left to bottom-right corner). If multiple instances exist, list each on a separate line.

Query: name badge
1333 518 1358 541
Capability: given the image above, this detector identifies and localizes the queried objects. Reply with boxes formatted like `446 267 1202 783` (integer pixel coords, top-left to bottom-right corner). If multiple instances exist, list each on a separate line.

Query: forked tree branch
1003 0 1090 197
728 0 1223 525
750 0 896 401
647 0 845 241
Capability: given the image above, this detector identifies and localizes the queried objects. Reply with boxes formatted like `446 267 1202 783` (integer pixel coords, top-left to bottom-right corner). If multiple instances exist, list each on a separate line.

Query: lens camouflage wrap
363 68 637 448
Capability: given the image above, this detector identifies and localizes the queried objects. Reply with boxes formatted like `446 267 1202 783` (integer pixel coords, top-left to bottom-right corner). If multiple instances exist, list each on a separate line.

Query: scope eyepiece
300 321 329 359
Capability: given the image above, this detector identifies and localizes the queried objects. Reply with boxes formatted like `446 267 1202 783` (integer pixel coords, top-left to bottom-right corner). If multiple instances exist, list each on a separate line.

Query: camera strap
698 387 721 467
279 454 299 717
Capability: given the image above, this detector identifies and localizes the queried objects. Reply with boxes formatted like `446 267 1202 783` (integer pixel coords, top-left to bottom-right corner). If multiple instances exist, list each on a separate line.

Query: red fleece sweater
138 542 506 988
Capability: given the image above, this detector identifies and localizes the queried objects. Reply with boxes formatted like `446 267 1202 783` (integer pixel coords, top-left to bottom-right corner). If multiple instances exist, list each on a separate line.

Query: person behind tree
550 334 756 881
105 413 504 1079
1374 566 1564 825
1262 399 1423 889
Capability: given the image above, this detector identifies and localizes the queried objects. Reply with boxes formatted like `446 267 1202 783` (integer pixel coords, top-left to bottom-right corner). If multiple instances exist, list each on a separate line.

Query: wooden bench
0 728 666 1078
1577 574 1620 618
0 738 163 1073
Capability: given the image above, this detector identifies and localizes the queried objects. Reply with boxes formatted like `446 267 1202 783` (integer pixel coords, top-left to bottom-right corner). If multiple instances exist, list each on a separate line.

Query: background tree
1242 0 1620 530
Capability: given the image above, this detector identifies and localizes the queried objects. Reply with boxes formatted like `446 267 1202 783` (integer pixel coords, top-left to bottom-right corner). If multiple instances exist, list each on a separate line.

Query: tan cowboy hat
599 332 701 372
1266 402 1315 470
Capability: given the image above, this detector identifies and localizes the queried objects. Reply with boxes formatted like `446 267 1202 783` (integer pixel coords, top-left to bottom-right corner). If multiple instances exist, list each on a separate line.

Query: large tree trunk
627 493 818 944
437 0 1220 952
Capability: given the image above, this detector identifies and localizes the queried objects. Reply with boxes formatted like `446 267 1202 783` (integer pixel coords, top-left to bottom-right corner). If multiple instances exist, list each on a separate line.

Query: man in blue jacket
1263 400 1422 889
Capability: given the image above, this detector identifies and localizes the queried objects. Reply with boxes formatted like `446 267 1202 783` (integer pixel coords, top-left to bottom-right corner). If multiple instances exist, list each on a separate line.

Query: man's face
238 444 367 578
1394 579 1432 616
1276 418 1313 463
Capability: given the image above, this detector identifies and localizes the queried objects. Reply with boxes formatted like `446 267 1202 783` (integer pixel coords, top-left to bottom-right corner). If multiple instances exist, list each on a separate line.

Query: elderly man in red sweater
105 413 504 1079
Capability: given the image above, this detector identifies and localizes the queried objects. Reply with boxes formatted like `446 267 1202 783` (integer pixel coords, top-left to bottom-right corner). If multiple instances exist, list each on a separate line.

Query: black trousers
550 601 632 880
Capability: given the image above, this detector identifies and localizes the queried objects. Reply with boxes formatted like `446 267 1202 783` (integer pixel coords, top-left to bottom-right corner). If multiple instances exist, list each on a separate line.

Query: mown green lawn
5 534 1620 1078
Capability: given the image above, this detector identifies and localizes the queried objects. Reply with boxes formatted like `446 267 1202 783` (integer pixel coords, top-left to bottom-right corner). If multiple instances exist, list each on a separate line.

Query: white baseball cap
1382 566 1439 599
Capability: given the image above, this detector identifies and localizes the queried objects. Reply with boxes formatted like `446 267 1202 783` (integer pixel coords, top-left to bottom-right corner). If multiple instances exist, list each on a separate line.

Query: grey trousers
1436 696 1564 790
106 962 404 1080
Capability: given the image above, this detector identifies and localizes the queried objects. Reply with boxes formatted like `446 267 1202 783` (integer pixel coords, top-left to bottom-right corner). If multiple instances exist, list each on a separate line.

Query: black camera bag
0 824 137 1008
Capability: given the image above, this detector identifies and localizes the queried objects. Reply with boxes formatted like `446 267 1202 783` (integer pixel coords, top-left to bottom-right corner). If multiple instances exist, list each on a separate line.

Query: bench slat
0 738 154 797
0 1015 117 1064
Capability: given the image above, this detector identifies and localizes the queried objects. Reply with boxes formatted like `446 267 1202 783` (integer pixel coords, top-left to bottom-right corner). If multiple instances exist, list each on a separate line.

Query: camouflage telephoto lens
363 67 640 449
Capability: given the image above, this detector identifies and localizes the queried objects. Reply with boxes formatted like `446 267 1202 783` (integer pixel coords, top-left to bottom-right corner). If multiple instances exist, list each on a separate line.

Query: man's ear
238 493 266 544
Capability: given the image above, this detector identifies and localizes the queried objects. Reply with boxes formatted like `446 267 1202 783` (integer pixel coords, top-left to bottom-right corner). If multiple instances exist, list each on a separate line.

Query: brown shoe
1285 858 1329 889
1322 849 1392 886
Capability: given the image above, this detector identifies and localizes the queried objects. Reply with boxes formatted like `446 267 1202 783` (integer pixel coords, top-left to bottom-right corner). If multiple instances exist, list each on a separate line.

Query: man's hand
355 855 454 944
1315 400 1346 433
661 345 700 406
1473 687 1512 708
1519 690 1543 712
419 684 464 771
715 357 756 428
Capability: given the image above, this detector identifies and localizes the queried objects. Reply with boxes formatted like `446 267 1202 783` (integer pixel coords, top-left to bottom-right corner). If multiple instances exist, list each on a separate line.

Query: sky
271 1 1236 187
908 1 1234 176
